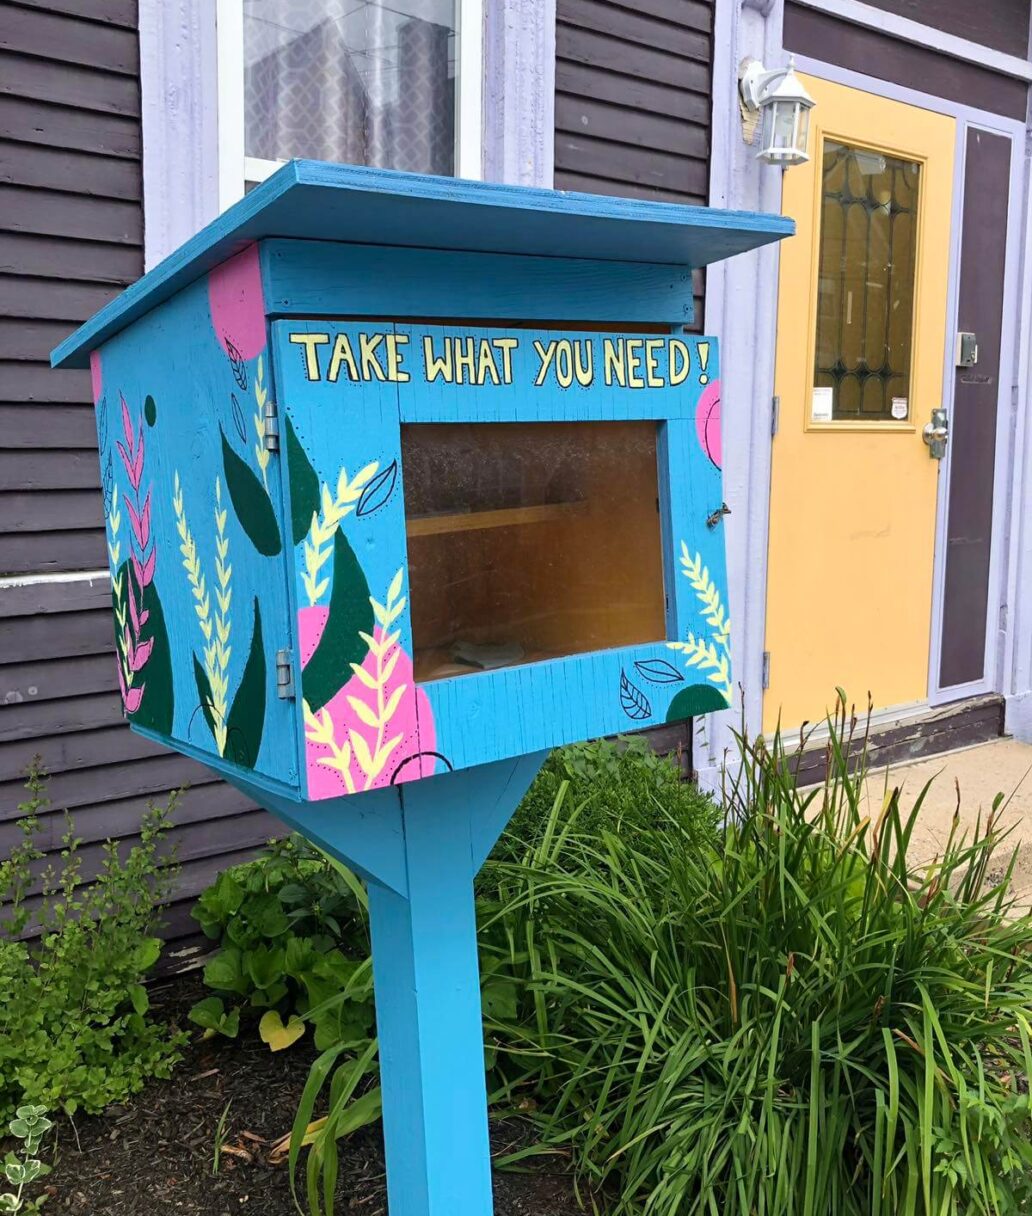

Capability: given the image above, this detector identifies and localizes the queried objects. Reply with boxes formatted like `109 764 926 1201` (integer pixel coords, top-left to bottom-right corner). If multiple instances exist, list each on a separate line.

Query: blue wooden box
55 162 791 1216
52 162 790 813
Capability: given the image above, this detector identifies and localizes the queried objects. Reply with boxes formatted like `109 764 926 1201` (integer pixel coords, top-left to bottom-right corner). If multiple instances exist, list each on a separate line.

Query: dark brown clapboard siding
856 0 1030 58
555 0 713 198
554 0 714 329
0 1 272 949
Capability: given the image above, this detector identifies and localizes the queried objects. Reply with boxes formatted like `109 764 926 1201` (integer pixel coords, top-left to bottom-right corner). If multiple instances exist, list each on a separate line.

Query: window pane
402 421 667 683
814 140 921 421
243 0 457 175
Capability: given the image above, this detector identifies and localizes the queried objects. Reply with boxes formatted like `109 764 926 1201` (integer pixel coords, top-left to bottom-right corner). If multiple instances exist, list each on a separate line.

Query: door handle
922 408 948 459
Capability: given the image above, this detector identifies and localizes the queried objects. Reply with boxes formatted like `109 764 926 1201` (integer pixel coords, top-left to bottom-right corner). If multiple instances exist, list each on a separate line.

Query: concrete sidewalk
859 738 1032 912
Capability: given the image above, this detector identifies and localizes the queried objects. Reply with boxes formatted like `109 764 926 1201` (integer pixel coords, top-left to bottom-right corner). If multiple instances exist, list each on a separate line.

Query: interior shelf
406 499 588 538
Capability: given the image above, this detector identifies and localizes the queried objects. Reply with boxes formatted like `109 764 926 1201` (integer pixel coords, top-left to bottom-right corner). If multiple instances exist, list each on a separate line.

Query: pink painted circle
89 351 103 404
695 379 722 469
207 242 266 361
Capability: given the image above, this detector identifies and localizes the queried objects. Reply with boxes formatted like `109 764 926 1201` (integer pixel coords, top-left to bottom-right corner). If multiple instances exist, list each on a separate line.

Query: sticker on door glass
811 386 833 422
891 397 908 420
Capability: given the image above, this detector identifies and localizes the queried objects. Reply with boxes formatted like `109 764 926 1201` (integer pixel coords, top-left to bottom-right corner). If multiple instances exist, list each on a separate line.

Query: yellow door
764 76 955 733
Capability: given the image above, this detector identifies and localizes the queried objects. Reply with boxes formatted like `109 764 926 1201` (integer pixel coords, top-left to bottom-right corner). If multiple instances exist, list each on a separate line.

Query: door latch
922 408 948 460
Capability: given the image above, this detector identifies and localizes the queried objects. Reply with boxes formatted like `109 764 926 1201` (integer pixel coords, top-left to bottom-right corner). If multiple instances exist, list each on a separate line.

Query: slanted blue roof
52 159 793 369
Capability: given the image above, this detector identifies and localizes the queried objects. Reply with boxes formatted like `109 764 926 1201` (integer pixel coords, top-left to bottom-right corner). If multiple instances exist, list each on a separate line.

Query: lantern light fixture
739 57 815 167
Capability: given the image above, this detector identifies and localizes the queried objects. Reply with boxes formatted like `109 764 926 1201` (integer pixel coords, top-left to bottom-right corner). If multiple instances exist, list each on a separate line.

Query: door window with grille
813 140 921 421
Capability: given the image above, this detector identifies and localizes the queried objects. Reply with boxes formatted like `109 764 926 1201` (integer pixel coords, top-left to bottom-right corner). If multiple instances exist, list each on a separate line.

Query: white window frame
215 0 484 211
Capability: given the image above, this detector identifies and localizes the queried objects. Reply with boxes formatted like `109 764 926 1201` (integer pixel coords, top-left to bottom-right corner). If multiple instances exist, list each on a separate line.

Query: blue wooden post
243 753 547 1216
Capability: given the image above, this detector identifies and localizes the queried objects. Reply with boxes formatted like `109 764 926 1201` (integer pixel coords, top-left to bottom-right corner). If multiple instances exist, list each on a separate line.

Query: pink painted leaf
125 490 152 550
120 394 134 455
130 636 154 673
116 440 134 483
124 684 145 714
131 547 156 592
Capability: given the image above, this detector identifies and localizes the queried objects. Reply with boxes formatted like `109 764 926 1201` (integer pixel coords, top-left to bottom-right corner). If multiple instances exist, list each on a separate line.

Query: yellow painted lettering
423 335 453 383
359 333 387 381
603 338 625 387
554 340 573 388
494 337 518 384
645 338 663 387
453 337 476 384
669 338 691 386
573 340 593 387
625 339 645 389
288 331 329 380
533 339 558 387
477 338 501 386
327 333 359 382
386 333 410 382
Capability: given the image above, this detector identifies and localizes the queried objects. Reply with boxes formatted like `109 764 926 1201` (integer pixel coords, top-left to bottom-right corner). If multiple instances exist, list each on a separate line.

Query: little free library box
53 162 791 1216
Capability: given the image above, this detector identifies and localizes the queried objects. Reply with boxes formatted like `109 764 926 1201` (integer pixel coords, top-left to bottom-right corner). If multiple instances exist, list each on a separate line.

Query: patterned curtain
244 1 455 176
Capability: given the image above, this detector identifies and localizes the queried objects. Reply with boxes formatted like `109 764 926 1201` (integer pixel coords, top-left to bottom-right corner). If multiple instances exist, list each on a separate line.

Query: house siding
553 0 713 326
0 0 272 952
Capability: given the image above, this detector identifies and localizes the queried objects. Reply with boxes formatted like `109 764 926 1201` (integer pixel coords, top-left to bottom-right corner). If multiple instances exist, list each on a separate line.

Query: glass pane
402 421 667 683
814 140 921 421
243 0 457 175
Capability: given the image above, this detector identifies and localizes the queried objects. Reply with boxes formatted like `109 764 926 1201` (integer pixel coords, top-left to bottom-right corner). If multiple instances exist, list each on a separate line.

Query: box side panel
273 321 424 800
89 246 299 793
273 320 728 793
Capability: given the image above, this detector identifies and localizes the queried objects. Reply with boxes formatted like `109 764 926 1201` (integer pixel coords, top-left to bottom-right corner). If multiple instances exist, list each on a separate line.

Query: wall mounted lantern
739 57 815 166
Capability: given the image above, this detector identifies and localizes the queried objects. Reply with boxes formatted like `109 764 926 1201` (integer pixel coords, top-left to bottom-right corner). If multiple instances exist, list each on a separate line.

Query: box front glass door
764 77 955 732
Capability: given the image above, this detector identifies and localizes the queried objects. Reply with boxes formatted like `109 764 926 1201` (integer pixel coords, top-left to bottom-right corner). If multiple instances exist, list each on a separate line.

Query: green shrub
0 760 185 1120
190 836 375 1052
495 736 718 872
481 713 1032 1215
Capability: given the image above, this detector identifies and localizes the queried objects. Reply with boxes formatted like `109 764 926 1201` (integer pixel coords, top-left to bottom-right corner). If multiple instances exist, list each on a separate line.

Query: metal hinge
771 395 780 437
761 651 770 690
275 648 295 699
263 399 280 451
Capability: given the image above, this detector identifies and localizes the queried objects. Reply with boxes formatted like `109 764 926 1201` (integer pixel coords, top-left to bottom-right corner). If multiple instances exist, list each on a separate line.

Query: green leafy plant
480 703 1032 1215
494 735 718 875
0 761 185 1121
191 837 374 1051
1 1105 53 1214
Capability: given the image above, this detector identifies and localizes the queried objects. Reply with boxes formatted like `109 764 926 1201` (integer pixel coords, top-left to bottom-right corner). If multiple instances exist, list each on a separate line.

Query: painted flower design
695 379 721 469
301 569 436 798
114 395 155 713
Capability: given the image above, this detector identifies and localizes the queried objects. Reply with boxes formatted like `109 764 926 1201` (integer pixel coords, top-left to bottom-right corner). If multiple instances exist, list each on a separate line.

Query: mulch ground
27 971 584 1216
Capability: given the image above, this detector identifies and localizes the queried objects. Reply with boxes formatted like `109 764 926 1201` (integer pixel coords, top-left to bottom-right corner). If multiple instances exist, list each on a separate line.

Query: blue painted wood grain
261 239 696 324
52 159 792 369
91 272 300 791
272 319 731 791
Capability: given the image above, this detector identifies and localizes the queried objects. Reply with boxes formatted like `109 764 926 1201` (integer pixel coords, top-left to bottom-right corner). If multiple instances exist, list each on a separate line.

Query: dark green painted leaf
619 670 652 720
303 527 374 712
193 654 217 742
633 658 685 685
144 394 157 426
356 460 398 517
225 597 267 770
113 560 174 736
285 415 321 546
665 684 732 723
221 426 282 556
